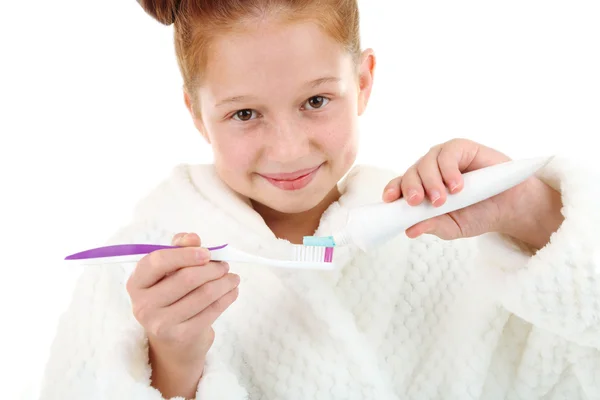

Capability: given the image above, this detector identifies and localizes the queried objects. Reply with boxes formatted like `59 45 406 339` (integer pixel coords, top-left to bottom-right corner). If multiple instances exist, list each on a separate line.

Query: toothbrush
64 242 336 270
305 156 554 253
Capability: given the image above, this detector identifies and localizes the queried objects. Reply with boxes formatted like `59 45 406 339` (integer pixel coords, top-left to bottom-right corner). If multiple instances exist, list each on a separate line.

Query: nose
265 118 310 162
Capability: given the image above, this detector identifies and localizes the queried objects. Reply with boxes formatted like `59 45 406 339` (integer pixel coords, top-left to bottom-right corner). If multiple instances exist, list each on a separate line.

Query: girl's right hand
126 232 240 395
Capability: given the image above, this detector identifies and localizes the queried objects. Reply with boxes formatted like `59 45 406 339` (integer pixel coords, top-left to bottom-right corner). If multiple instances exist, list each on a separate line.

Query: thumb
405 214 462 240
405 220 435 239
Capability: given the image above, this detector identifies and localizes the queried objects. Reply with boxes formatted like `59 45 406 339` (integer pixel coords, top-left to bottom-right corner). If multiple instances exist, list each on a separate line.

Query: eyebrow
214 76 341 108
215 95 256 108
307 76 341 88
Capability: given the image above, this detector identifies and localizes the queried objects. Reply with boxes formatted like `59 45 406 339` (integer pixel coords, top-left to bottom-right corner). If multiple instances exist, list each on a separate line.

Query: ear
357 48 376 116
184 90 211 144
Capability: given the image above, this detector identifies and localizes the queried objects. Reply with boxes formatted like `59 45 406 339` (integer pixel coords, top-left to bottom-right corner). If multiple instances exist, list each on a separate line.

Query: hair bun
137 0 181 25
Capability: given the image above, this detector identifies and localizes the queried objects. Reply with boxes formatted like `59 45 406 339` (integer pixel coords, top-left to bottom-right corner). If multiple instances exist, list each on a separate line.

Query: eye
232 109 258 121
304 96 330 110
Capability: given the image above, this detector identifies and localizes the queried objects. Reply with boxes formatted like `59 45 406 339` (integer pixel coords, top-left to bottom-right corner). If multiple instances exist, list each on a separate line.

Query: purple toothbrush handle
65 243 228 260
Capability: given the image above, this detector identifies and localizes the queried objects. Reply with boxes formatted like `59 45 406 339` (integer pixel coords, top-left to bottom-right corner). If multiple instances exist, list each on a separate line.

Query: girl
40 1 599 399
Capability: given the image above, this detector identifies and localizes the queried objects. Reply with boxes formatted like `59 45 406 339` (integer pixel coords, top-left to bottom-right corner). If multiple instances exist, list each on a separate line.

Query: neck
252 187 341 244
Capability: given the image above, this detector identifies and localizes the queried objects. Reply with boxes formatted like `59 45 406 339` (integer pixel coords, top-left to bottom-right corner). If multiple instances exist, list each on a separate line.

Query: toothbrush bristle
291 245 334 263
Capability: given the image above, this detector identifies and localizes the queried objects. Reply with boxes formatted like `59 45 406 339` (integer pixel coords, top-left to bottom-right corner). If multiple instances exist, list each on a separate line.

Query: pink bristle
325 247 333 262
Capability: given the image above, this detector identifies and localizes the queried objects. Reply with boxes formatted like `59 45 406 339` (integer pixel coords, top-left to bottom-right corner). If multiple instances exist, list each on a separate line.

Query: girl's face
187 19 375 214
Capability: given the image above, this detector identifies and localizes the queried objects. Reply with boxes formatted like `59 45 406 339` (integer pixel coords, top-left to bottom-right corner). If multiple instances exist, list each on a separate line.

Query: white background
1 1 599 398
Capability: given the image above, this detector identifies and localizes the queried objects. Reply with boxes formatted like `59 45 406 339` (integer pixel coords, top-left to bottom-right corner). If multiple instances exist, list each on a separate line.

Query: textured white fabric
39 157 600 399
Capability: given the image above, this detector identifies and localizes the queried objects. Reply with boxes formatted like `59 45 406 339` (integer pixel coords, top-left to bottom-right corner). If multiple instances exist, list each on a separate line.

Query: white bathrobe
39 158 600 400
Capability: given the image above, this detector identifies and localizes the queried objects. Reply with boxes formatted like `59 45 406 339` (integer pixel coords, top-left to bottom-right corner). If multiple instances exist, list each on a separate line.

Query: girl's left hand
382 138 563 247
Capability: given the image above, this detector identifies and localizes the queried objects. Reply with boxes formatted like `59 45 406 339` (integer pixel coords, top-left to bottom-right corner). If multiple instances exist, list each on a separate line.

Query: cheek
316 106 359 164
211 134 260 178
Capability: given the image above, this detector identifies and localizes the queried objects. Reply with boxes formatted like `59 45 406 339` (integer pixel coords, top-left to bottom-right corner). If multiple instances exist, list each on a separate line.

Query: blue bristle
303 236 336 247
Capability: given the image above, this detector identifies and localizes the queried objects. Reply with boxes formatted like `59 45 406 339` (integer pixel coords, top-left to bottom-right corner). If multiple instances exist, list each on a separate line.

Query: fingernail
430 190 441 204
222 262 230 272
232 274 241 285
449 181 459 192
407 189 419 200
196 248 210 261
385 187 396 197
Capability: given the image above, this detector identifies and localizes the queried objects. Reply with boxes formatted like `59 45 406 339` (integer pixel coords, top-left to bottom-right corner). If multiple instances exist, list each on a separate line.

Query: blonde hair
137 0 361 96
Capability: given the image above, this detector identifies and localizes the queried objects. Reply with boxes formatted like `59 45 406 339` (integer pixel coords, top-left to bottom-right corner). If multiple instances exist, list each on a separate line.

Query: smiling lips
260 164 322 190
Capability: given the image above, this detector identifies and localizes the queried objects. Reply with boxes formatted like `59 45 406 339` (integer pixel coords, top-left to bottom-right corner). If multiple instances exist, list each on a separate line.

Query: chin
254 190 330 214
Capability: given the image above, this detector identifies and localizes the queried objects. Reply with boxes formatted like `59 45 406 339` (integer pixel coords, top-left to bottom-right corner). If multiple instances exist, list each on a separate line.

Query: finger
165 233 203 279
382 176 402 202
437 147 464 194
130 246 211 289
171 232 188 246
399 165 425 206
171 232 202 247
148 262 230 308
177 232 202 248
163 273 241 325
416 150 446 206
445 138 493 172
179 285 240 334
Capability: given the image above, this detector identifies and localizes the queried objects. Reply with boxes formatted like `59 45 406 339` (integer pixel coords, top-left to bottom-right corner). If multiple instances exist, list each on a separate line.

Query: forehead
199 20 353 101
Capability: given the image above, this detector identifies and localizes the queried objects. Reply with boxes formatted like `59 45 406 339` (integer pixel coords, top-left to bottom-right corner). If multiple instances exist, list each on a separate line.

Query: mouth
259 164 323 191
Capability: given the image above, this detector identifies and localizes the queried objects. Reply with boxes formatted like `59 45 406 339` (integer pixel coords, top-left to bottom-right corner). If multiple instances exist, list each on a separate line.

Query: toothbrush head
291 242 335 263
289 236 336 263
